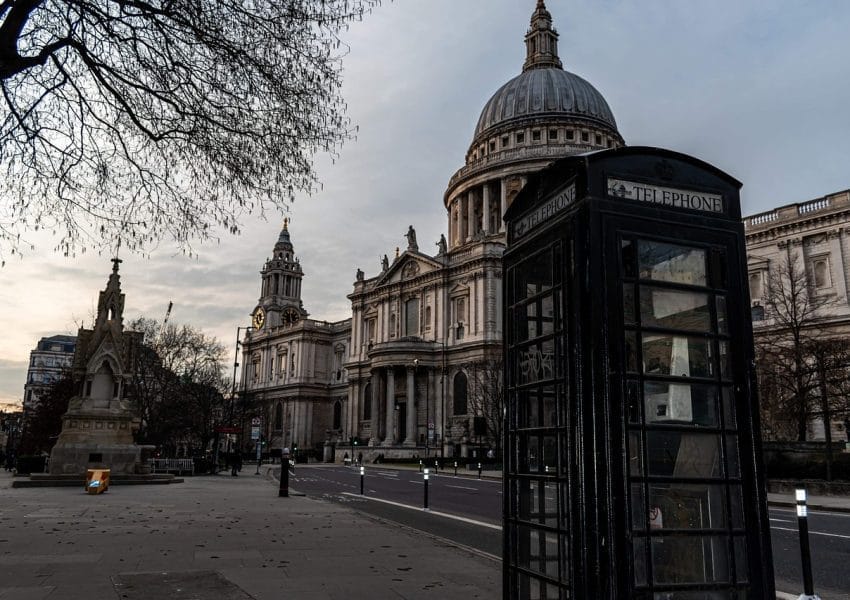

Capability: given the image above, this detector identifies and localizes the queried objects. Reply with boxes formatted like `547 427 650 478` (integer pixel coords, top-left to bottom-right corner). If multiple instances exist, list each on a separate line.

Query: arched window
274 403 283 430
333 400 342 430
363 383 372 420
453 372 468 415
405 298 419 336
425 306 432 330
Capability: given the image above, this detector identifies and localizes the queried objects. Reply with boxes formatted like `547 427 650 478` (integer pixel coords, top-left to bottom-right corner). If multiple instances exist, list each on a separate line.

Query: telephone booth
502 147 775 599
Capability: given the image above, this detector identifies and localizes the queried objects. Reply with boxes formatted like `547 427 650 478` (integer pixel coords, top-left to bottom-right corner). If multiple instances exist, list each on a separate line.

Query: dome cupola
443 1 624 249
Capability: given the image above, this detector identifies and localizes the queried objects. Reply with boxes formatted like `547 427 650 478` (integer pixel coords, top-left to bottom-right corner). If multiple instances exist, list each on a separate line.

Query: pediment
378 252 442 285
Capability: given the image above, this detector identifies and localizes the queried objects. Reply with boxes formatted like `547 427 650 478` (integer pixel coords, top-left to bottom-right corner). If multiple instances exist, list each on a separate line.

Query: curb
768 499 850 514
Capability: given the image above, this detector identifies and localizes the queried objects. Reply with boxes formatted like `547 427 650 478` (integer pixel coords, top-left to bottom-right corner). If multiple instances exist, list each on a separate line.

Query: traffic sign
251 417 261 426
251 426 260 440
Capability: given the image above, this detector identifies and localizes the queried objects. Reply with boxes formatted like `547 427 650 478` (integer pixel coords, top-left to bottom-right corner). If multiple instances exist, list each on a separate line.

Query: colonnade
448 178 518 248
360 365 442 448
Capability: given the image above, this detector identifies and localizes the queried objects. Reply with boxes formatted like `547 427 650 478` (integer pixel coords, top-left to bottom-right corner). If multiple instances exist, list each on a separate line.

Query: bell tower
253 218 308 330
523 0 563 72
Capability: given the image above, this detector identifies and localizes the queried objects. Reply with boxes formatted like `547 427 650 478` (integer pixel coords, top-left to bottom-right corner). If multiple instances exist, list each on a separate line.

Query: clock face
282 307 300 326
252 307 266 330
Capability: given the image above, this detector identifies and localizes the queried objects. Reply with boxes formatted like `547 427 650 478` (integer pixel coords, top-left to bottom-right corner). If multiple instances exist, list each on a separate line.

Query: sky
3 0 850 409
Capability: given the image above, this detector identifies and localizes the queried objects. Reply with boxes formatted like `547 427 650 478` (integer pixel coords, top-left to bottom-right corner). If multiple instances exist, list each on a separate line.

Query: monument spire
523 0 563 72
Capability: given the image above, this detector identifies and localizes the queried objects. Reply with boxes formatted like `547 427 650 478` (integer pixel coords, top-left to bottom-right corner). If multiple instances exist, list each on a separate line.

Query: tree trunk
817 365 833 481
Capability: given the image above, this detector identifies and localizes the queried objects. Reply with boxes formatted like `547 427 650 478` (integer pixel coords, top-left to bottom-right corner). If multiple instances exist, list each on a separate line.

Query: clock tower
253 219 308 330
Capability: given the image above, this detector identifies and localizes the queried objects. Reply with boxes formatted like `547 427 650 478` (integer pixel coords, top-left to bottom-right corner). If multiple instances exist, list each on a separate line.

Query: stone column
456 198 464 247
467 189 476 240
404 366 416 446
436 368 445 451
482 183 491 234
369 371 380 446
500 178 507 233
382 368 396 446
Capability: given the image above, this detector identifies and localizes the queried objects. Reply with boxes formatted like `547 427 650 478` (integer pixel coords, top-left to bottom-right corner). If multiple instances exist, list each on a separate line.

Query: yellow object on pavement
85 469 110 494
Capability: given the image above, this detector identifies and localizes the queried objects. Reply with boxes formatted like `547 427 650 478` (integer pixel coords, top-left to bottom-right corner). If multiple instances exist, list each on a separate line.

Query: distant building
23 335 77 412
745 189 850 441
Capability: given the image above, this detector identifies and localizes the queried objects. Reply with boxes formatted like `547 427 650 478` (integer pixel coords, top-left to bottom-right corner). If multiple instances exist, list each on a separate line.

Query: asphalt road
285 465 850 599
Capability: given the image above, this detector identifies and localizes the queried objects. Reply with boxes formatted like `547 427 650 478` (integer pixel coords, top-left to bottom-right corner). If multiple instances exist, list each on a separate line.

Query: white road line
771 506 850 519
341 492 501 530
446 485 478 491
771 525 850 540
376 471 399 477
769 517 792 523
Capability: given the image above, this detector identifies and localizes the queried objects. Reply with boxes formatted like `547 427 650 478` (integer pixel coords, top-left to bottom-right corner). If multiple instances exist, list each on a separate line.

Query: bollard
434 459 439 473
478 462 482 479
454 461 458 476
360 465 365 495
423 468 429 510
278 452 290 497
796 488 821 600
419 459 423 473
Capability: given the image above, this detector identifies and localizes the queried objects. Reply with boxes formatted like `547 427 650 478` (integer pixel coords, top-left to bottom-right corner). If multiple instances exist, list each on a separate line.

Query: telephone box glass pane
643 381 719 427
646 431 722 478
642 334 714 378
647 483 729 529
650 535 731 584
638 241 706 286
640 287 711 331
515 250 553 299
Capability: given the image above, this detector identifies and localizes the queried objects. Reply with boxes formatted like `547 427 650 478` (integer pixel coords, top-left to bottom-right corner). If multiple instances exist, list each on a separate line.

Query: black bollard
478 462 482 479
454 461 458 476
796 488 820 599
278 451 290 497
360 466 365 495
419 459 423 473
423 468 429 510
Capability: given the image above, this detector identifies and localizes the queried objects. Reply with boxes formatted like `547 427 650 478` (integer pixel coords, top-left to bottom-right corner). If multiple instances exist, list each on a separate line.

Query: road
284 465 850 599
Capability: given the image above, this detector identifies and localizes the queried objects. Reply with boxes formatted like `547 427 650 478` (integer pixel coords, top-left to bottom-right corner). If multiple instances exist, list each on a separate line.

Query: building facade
239 1 624 460
745 189 850 441
23 335 77 412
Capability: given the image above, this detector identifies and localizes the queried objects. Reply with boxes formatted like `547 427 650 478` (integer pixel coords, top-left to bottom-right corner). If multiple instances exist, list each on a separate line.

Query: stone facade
239 1 624 461
49 259 144 475
745 189 850 441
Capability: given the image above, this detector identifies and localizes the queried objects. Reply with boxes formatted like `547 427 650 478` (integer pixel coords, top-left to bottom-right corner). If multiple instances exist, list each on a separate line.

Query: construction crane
158 301 173 340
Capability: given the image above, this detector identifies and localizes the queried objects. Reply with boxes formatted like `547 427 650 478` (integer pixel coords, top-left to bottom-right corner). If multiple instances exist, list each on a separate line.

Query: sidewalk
0 469 499 600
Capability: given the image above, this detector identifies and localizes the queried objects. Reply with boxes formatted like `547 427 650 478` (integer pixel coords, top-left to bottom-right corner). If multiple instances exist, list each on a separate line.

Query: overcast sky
3 0 850 409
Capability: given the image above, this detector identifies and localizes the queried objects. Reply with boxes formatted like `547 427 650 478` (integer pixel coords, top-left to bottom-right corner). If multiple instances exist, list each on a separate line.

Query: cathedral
239 1 624 461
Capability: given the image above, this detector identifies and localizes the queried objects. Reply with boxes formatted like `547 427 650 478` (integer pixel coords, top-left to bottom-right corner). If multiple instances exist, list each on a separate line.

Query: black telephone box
502 147 775 599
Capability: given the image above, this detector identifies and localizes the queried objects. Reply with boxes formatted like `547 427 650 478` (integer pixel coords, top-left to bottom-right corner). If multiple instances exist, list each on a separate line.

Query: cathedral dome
473 68 618 141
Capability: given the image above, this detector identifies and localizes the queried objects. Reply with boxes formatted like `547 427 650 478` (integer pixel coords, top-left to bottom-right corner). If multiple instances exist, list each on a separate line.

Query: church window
581 131 589 143
453 372 468 415
252 356 261 381
566 129 574 140
389 313 397 338
274 403 283 430
333 400 342 430
85 380 92 396
455 297 467 325
502 136 509 148
363 383 372 420
548 129 558 141
278 353 286 378
367 318 377 345
425 306 432 331
516 132 525 144
748 272 763 299
405 298 420 336
751 304 765 322
812 258 831 289
113 382 119 398
595 133 602 145
532 130 541 142
290 353 296 376
489 140 496 152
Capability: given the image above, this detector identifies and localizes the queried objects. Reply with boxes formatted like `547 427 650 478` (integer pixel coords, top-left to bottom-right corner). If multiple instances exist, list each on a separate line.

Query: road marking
771 506 850 519
376 471 399 477
771 525 850 540
341 492 501 530
768 517 792 523
446 485 478 491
